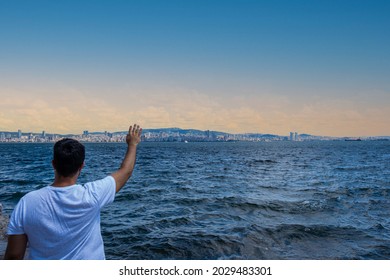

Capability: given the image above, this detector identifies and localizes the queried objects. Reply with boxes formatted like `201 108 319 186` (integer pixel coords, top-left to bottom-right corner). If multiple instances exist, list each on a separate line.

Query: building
290 132 298 141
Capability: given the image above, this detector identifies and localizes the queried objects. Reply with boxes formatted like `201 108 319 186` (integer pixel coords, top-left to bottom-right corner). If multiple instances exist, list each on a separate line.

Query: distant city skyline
1 127 389 139
1 1 389 137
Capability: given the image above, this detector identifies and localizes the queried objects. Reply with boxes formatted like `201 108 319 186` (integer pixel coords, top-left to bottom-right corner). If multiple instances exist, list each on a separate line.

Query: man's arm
4 234 27 260
111 124 142 193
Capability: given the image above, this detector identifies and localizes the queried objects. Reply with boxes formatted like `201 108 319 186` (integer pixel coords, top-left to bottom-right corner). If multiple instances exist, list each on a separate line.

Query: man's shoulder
82 176 116 206
83 176 115 188
22 186 51 201
25 186 50 196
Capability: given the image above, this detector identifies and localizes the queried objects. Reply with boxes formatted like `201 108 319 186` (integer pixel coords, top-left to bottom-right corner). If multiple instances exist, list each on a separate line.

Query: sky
0 0 389 136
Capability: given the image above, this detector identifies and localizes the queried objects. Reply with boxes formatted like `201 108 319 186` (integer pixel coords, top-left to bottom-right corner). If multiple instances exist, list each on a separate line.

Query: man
4 124 142 260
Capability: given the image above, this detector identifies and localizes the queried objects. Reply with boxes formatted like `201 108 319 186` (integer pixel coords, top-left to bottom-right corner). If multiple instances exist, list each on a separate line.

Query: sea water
1 141 389 259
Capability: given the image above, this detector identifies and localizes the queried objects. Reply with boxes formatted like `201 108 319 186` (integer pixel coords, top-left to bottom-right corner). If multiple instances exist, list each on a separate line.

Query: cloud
1 85 389 136
0 88 122 133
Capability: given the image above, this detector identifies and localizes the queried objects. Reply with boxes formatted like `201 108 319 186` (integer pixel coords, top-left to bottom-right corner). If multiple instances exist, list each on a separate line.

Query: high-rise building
42 131 46 138
18 129 22 138
290 132 298 141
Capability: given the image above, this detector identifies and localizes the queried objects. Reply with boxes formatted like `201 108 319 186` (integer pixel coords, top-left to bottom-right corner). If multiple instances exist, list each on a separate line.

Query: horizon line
1 127 389 139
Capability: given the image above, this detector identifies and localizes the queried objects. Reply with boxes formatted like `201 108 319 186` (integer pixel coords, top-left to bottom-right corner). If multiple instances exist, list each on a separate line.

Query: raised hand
126 124 142 146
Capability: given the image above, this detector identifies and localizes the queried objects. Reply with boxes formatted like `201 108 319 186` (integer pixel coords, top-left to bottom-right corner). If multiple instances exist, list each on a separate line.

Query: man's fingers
128 124 142 137
129 124 141 135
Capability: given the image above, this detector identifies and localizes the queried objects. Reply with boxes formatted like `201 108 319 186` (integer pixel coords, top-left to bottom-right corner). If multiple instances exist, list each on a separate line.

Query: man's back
8 176 115 259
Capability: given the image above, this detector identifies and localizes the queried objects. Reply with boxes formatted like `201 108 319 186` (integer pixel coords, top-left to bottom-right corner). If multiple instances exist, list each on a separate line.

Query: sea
0 141 389 260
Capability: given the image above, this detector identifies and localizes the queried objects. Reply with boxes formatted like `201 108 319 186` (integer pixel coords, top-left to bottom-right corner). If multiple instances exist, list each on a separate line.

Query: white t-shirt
7 176 116 260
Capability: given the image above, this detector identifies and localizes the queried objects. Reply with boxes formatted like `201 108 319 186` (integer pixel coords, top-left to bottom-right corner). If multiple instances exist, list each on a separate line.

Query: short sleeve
85 176 116 208
7 198 26 235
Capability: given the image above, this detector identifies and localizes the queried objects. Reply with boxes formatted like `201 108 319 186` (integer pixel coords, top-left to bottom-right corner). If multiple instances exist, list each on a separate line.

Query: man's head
53 138 85 177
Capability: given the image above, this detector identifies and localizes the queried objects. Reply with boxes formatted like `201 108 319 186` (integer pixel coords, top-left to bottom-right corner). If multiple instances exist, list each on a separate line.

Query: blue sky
1 0 389 136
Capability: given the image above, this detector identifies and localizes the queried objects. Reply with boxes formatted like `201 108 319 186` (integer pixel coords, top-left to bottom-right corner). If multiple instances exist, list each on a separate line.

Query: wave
2 141 390 260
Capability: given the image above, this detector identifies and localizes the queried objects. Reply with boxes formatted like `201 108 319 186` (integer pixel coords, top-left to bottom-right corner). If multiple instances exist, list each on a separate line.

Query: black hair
53 138 85 177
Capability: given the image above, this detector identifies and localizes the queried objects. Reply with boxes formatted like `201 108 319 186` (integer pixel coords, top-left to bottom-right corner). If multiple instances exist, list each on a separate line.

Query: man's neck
52 174 79 187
